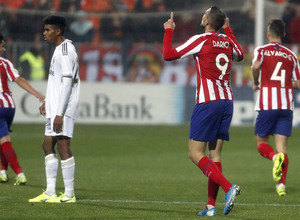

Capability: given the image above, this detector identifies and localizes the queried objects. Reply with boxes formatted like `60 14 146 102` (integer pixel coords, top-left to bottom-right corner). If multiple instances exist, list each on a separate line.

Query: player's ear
56 27 62 36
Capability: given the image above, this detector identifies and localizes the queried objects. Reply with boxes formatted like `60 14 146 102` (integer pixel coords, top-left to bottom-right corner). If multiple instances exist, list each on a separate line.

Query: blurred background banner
10 81 300 126
3 0 300 125
10 82 185 124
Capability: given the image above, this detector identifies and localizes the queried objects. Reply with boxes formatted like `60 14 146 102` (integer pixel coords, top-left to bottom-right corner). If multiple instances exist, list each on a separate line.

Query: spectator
14 0 36 42
173 13 197 43
0 3 17 41
289 1 300 43
18 44 46 80
100 11 125 42
35 0 55 11
59 0 80 12
68 10 94 43
282 3 295 43
227 0 255 44
134 0 165 12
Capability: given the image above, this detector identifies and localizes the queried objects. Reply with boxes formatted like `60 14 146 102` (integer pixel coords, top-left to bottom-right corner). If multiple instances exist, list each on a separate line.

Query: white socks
45 154 58 196
61 156 75 198
45 154 75 197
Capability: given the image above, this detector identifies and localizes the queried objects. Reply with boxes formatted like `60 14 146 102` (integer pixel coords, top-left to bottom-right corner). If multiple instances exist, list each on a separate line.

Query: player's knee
189 151 200 164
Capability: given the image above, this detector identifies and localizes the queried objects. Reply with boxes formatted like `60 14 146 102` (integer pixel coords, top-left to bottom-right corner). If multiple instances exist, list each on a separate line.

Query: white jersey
45 39 80 119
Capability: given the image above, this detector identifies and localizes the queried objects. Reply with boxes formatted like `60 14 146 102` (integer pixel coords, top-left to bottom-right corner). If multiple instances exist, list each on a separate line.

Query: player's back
255 43 297 89
195 33 235 82
254 43 300 110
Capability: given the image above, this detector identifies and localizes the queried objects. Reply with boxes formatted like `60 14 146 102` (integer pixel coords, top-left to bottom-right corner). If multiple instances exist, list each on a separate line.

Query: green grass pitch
1 124 300 219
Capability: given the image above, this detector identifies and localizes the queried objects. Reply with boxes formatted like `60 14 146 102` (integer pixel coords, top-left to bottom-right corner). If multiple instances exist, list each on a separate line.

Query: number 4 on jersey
270 62 286 87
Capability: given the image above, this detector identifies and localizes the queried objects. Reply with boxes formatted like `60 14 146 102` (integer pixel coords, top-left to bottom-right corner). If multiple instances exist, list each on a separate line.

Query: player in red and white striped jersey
0 33 44 184
163 7 243 216
164 12 243 104
252 19 300 196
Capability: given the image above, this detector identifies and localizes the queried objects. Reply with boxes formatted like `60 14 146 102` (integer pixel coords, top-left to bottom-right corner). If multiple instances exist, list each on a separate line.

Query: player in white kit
29 15 80 203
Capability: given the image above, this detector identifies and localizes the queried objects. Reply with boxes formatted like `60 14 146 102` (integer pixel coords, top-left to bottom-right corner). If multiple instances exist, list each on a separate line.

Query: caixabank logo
78 94 152 120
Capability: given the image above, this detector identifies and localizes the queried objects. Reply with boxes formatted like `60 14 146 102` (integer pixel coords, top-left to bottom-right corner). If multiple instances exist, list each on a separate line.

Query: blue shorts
189 100 233 142
255 110 293 137
0 108 15 139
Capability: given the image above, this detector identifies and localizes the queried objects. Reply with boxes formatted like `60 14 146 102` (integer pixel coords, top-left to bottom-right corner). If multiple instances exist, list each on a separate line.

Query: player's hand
253 84 260 91
37 94 45 103
164 12 176 30
222 17 230 29
39 101 46 116
53 115 63 133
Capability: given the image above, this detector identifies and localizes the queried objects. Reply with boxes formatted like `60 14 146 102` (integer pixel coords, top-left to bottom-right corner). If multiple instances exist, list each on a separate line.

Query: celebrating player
0 33 44 185
163 7 243 216
252 19 300 196
29 15 80 203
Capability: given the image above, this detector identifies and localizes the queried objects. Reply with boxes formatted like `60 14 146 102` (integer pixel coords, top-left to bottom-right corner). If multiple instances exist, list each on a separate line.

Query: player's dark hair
268 19 285 38
43 15 66 36
207 6 226 31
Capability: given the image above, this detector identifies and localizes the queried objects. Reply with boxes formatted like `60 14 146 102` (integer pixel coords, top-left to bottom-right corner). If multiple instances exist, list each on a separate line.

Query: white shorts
45 116 75 138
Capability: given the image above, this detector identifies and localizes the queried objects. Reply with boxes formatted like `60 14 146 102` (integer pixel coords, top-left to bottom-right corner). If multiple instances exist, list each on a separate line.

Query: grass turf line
0 124 300 219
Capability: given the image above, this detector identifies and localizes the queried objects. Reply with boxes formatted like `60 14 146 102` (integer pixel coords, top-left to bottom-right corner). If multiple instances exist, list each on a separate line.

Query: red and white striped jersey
0 57 20 108
163 27 243 104
252 43 300 111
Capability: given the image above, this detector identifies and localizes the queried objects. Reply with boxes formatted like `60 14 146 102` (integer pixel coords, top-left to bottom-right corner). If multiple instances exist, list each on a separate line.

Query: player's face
201 8 210 28
0 40 5 57
43 24 59 44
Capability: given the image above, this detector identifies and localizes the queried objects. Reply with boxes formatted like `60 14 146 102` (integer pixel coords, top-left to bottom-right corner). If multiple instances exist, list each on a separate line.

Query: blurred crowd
1 0 300 84
0 0 299 45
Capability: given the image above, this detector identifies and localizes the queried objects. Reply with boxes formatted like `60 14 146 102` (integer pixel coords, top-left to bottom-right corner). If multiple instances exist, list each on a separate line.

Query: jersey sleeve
163 29 181 61
292 55 300 81
3 59 20 81
252 46 263 65
163 29 204 61
60 43 75 77
224 27 243 61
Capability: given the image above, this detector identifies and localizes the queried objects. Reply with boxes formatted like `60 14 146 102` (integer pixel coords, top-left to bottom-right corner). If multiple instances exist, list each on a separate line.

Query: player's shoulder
254 43 272 51
58 39 76 56
0 56 13 66
279 44 297 56
187 33 209 42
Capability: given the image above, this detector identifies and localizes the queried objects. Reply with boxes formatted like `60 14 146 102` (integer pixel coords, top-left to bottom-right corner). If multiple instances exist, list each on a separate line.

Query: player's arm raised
163 12 181 61
223 17 243 62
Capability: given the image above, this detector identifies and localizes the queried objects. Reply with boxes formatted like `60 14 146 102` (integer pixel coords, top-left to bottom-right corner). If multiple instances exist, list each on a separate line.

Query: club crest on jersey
213 40 229 48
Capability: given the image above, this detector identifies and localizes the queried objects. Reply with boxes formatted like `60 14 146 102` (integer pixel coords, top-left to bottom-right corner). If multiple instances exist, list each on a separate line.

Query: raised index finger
170 12 173 22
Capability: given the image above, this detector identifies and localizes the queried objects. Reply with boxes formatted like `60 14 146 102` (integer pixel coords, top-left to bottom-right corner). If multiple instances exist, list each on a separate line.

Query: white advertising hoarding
10 82 184 124
9 81 300 126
